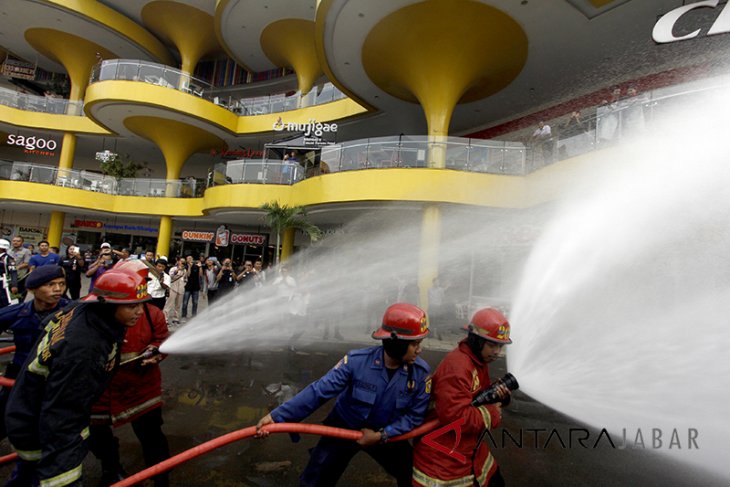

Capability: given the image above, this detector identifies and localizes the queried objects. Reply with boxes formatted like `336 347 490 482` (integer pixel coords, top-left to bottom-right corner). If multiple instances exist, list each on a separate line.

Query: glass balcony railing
90 59 346 115
0 86 83 115
491 74 730 172
317 136 528 175
0 161 197 198
214 160 305 185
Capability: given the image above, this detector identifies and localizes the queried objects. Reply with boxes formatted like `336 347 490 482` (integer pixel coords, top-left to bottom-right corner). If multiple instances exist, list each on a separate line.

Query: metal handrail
89 59 346 115
0 86 83 115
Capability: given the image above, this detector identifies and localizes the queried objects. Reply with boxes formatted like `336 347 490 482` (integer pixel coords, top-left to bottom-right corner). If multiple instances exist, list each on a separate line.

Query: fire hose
111 419 440 487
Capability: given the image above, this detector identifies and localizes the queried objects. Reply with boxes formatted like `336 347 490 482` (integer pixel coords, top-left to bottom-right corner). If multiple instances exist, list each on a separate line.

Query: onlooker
4 270 151 487
148 259 170 310
86 243 116 293
164 257 186 325
203 258 220 306
0 266 69 439
89 261 170 486
7 236 31 301
0 239 18 309
252 260 266 288
531 121 553 165
597 87 622 145
236 260 255 288
28 240 60 270
182 255 202 320
59 245 85 300
620 85 647 136
216 258 237 298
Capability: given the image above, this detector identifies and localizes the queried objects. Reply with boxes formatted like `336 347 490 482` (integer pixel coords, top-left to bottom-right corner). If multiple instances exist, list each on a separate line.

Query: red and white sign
181 230 215 242
182 229 266 246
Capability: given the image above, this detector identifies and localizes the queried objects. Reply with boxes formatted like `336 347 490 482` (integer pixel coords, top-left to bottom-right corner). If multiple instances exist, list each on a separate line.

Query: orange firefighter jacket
412 340 502 487
91 303 169 426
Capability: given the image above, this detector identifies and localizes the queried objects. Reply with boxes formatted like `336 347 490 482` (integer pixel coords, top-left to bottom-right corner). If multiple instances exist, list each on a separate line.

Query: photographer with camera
60 245 86 300
85 243 117 294
216 258 236 299
182 255 202 320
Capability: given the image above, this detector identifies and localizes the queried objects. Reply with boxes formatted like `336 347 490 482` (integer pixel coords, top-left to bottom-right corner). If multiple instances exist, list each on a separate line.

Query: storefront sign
6 134 58 156
73 219 104 229
181 229 266 247
272 117 338 137
653 0 730 43
210 147 264 159
16 226 44 245
105 224 158 233
1 59 36 80
230 233 266 245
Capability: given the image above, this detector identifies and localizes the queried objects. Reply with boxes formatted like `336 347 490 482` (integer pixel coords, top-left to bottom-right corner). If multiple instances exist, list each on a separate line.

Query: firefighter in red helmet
4 270 150 487
256 303 431 487
89 260 171 486
413 307 513 487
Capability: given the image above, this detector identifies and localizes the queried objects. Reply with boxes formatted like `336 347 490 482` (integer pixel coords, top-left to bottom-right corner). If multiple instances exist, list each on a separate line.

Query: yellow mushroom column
261 19 323 96
362 0 527 308
142 2 221 80
25 29 117 246
124 117 225 257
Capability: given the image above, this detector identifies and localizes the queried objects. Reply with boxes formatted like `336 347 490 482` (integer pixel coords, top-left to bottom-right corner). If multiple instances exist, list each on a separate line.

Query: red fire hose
112 419 439 487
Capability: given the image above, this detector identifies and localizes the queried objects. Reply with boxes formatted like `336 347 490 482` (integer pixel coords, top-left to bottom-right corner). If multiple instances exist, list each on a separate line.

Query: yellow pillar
157 216 173 258
280 228 296 263
261 19 323 95
46 133 79 246
46 212 65 248
361 0 527 310
57 133 77 171
141 2 220 77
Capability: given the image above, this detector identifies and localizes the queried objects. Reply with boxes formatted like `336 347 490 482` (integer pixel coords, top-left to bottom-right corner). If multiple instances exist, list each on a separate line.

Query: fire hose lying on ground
0 344 518 486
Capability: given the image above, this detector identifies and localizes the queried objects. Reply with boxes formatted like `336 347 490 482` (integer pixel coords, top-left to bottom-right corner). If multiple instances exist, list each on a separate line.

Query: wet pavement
0 290 726 485
64 339 727 486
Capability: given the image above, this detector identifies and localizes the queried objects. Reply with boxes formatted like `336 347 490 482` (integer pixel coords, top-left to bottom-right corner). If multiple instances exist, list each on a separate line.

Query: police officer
0 265 70 439
256 303 431 487
0 239 18 308
4 269 151 487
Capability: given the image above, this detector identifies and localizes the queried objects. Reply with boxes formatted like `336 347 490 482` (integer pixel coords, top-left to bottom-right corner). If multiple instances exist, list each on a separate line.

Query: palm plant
260 200 322 264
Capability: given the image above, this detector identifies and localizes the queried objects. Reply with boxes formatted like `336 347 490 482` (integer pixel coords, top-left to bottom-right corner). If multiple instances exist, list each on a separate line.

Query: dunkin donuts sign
181 229 266 247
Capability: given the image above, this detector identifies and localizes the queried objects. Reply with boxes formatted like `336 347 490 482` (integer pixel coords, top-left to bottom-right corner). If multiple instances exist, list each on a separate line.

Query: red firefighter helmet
83 270 151 304
464 308 513 344
113 259 150 280
372 303 429 340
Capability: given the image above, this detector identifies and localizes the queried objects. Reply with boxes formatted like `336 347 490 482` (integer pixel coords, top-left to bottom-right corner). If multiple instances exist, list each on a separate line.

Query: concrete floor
68 343 725 487
1 284 727 485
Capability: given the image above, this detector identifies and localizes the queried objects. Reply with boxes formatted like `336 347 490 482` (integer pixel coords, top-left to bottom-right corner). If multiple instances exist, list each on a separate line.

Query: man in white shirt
531 121 553 165
147 259 171 311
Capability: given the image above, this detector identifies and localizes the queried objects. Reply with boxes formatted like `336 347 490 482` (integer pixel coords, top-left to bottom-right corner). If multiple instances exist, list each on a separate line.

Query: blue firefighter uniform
4 302 126 487
271 345 431 487
0 297 70 439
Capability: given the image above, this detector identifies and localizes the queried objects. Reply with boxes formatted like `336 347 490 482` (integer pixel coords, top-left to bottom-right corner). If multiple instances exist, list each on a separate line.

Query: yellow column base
157 216 173 258
47 211 65 248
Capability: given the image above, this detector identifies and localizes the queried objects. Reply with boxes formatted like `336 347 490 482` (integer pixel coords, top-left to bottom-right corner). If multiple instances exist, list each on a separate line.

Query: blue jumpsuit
0 298 70 439
271 346 431 486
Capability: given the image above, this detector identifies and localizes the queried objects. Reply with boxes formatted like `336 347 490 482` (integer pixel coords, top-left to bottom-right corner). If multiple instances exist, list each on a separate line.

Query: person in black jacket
59 245 85 300
4 269 152 487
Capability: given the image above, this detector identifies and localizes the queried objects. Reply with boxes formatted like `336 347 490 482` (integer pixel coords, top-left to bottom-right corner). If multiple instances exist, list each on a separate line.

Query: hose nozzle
471 373 519 407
